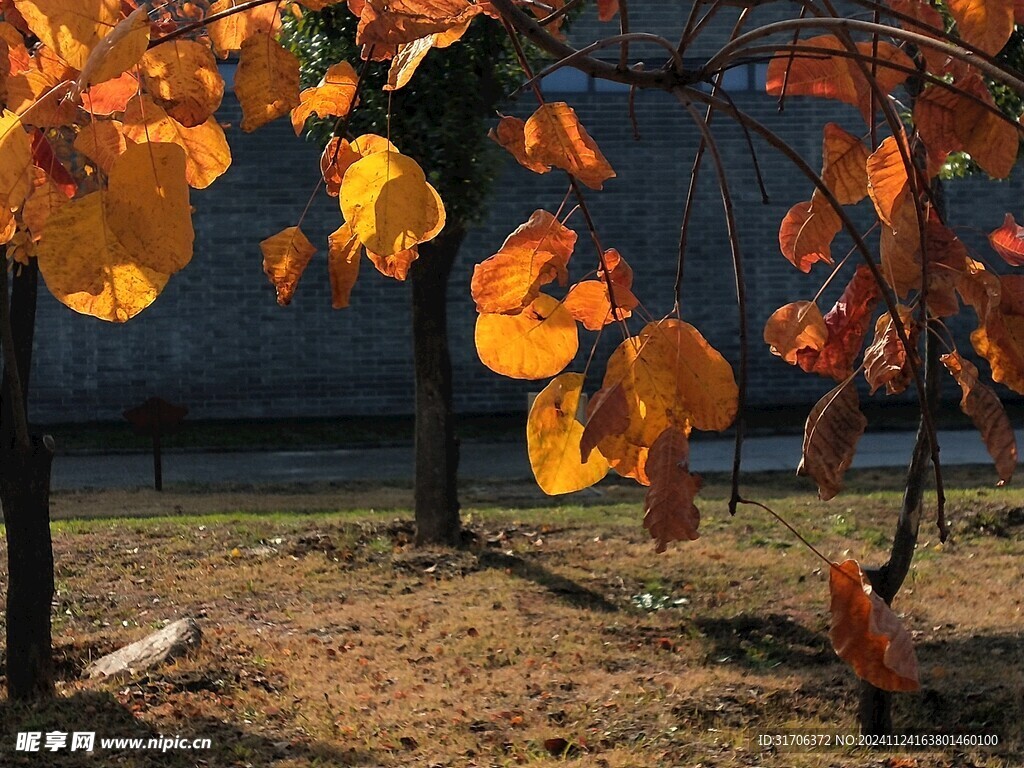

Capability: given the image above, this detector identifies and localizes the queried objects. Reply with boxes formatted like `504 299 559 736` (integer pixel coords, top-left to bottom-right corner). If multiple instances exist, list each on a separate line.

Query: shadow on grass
0 689 377 767
477 549 618 613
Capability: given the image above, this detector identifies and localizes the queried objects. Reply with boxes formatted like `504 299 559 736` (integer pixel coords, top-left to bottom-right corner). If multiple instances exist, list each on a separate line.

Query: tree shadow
0 690 378 767
693 612 834 669
477 549 618 613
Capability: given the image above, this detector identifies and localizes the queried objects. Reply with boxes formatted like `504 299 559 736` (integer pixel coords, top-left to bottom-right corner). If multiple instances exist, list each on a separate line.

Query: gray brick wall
24 4 1023 423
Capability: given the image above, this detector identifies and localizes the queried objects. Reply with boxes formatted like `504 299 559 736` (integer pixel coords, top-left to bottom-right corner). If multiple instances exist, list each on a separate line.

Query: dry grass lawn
0 467 1022 767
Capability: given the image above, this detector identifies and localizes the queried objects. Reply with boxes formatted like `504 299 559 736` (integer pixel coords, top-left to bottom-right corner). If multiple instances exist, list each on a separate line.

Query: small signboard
123 397 187 491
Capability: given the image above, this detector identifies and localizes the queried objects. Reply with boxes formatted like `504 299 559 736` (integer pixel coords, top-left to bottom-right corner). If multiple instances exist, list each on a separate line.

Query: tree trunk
0 260 54 700
1 436 55 700
410 223 466 546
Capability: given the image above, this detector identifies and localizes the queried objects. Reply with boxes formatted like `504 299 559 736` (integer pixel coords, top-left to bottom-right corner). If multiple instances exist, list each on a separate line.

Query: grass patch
0 468 1021 766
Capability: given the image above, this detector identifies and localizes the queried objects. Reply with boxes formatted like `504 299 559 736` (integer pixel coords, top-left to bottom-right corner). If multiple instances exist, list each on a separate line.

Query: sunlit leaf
488 114 550 175
11 0 119 70
597 0 619 21
764 301 828 365
475 293 578 380
523 102 615 190
643 427 701 552
989 213 1024 267
261 226 317 306
81 72 139 114
356 0 483 49
797 265 881 380
106 142 193 274
384 35 433 91
73 118 127 174
139 40 224 128
0 107 35 210
563 279 637 330
36 191 170 322
206 0 282 58
74 3 149 91
779 199 841 273
971 275 1024 394
821 123 869 205
471 209 576 314
22 165 66 240
527 372 609 495
798 379 866 500
863 306 916 395
867 136 909 228
366 244 418 280
829 559 920 692
291 60 359 135
328 222 361 308
320 133 397 196
235 33 301 132
947 0 1014 55
340 150 445 256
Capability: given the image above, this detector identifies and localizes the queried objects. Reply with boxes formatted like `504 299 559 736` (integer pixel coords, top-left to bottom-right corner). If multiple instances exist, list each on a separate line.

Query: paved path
50 428 1004 490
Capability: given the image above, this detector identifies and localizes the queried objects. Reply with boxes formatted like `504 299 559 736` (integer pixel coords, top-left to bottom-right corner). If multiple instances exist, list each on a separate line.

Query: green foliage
282 7 525 225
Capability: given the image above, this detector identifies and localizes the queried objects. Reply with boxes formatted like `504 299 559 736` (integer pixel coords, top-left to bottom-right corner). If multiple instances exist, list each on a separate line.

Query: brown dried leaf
643 427 701 552
798 379 866 500
764 301 828 365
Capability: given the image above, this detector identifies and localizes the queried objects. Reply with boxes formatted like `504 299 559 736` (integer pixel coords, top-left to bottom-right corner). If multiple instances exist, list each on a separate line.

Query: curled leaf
523 102 615 190
563 279 637 331
261 226 317 306
328 222 361 309
863 306 916 395
797 265 881 380
488 115 550 175
829 559 920 692
989 213 1024 267
763 301 828 365
291 60 359 135
942 351 1016 484
798 379 866 500
779 199 840 273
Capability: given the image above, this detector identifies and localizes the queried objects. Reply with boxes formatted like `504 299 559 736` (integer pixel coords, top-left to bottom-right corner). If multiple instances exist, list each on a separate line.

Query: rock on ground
85 618 202 679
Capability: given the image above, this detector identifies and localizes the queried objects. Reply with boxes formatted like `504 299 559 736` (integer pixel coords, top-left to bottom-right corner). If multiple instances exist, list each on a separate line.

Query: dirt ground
0 470 1022 767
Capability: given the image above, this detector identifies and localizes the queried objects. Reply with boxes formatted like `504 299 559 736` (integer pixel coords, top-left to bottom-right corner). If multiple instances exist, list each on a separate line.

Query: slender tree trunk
410 224 466 546
0 259 55 700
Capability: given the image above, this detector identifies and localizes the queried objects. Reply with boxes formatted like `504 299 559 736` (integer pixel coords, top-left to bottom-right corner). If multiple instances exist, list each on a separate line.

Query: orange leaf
798 379 866 500
328 222 361 309
366 245 418 280
580 382 630 463
597 0 619 21
988 213 1024 267
261 226 317 306
475 293 578 380
562 279 637 331
766 36 912 121
797 265 881 380
829 559 920 692
206 0 282 58
235 33 301 132
863 306 917 395
779 199 841 272
970 275 1024 394
523 102 615 190
879 189 922 298
488 115 550 175
22 165 66 240
471 210 576 314
947 0 1014 55
867 136 909 228
81 72 138 115
140 40 224 128
356 0 482 48
914 75 1018 179
73 118 127 174
291 60 359 135
643 427 701 552
942 351 1016 483
763 301 828 365
598 248 633 289
887 0 947 71
73 3 149 92
821 123 869 205
527 372 609 495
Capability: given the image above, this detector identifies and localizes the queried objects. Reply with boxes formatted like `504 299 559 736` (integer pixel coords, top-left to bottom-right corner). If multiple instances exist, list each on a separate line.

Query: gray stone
85 618 202 679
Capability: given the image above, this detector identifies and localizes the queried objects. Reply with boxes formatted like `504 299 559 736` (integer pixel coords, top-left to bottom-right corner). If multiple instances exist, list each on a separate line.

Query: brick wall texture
25 3 1024 423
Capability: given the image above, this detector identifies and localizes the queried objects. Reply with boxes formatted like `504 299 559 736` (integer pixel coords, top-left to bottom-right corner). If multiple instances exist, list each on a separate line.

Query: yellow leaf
261 226 317 305
105 142 194 274
524 102 615 190
366 245 418 280
475 294 578 380
75 4 149 92
528 372 609 495
0 107 33 210
328 222 361 308
206 0 282 58
140 40 225 128
123 95 232 189
36 192 170 322
235 34 301 132
22 166 67 241
12 0 120 70
384 35 433 91
292 60 359 134
73 119 127 174
340 150 445 255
